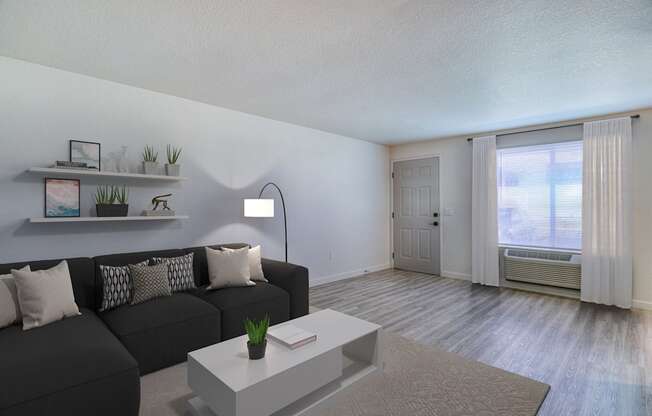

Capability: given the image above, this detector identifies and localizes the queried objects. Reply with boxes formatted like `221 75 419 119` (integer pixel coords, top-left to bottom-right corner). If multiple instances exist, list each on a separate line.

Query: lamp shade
244 199 274 218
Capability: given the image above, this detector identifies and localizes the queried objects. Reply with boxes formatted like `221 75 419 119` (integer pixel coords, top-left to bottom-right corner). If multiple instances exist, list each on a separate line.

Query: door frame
390 154 443 275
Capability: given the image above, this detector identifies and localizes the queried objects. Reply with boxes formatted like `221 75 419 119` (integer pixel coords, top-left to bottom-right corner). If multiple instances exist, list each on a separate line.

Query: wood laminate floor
310 268 652 416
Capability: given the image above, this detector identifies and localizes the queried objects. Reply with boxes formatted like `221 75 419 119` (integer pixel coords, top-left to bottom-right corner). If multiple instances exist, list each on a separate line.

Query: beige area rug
140 331 549 416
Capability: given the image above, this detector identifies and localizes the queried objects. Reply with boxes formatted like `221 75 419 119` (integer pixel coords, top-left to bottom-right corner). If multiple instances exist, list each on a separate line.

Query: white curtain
581 117 633 308
472 135 499 286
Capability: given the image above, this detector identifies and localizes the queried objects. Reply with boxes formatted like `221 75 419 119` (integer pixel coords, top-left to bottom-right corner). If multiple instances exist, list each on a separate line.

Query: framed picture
45 178 80 218
69 140 101 170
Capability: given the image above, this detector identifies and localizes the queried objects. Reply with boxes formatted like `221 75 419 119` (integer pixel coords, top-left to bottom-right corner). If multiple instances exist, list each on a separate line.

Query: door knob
433 212 439 217
433 221 439 226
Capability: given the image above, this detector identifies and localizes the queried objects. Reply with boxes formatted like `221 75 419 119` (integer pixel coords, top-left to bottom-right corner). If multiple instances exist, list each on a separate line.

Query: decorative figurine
152 193 172 211
142 193 176 216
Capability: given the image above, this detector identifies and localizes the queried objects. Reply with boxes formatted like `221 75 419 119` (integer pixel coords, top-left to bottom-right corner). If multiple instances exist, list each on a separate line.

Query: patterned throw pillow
99 261 147 311
150 253 196 292
129 263 171 305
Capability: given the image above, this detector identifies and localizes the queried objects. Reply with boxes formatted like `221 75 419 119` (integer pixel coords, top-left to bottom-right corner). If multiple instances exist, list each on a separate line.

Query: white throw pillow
12 261 81 330
0 266 29 328
205 246 255 290
222 245 268 282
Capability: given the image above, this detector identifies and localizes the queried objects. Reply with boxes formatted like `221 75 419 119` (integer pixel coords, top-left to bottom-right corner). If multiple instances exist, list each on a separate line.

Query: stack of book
50 161 98 170
267 324 317 350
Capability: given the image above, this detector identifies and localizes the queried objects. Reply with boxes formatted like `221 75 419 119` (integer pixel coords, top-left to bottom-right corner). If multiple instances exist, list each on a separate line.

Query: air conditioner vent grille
504 249 581 290
508 249 573 262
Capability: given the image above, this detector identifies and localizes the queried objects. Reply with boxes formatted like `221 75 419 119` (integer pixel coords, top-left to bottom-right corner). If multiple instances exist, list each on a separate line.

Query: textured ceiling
1 0 651 144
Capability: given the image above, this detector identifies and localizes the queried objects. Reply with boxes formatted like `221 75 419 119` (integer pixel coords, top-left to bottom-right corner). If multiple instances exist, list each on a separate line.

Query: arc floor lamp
243 182 288 262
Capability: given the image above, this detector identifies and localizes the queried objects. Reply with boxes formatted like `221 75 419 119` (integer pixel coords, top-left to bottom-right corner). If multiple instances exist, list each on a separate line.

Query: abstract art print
45 178 80 217
70 140 101 170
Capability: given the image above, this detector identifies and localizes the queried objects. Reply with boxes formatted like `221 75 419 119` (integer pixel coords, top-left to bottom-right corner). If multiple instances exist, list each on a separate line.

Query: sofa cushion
0 308 139 413
100 293 221 374
184 243 249 287
2 366 139 416
94 249 185 311
0 258 95 310
196 282 290 340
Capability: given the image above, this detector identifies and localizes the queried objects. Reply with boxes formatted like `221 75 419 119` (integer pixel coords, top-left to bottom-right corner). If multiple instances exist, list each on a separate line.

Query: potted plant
95 185 129 217
114 185 129 216
142 145 159 175
166 145 182 176
244 316 269 360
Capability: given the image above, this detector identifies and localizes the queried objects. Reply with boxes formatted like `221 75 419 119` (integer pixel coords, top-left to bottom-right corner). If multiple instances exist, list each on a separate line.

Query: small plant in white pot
142 145 159 175
166 145 182 176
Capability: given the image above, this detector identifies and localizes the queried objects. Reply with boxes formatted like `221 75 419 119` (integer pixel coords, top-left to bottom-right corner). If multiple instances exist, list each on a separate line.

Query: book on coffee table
268 324 317 349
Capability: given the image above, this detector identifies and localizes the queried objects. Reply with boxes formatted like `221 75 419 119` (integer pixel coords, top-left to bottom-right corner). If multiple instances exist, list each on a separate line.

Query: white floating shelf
29 215 189 223
28 167 187 181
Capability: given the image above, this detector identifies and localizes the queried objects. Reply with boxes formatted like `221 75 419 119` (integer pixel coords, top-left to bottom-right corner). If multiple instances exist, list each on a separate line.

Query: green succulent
95 185 128 205
244 316 269 345
95 185 116 205
167 145 182 164
114 185 129 204
143 145 158 162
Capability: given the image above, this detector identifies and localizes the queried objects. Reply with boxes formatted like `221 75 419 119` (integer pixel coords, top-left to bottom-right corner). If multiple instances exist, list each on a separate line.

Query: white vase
165 164 181 176
143 161 159 175
116 146 130 173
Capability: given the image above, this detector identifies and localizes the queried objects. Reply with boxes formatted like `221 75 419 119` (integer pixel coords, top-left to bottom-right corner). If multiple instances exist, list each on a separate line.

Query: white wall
391 109 652 309
0 57 391 283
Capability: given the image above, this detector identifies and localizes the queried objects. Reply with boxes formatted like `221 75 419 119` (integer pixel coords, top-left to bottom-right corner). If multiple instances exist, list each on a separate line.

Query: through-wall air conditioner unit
503 248 581 290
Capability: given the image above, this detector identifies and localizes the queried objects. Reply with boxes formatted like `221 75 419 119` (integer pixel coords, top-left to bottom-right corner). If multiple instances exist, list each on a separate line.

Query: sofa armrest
261 258 309 318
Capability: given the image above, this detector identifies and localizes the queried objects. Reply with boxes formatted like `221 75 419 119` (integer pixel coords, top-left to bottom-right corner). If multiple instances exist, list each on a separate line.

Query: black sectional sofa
0 243 309 416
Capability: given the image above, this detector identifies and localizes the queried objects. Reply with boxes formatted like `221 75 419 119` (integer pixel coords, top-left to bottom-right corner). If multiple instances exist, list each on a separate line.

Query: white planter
166 164 181 176
143 161 159 175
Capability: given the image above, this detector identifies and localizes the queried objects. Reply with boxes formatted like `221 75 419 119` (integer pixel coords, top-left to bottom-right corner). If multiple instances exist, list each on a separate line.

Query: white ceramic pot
143 161 159 175
165 164 181 176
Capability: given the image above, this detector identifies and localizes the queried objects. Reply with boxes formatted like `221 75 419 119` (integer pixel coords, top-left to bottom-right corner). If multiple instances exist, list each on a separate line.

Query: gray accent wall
0 57 391 283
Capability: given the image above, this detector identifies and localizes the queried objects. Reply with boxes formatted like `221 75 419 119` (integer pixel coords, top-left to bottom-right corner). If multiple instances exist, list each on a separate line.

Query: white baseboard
632 299 652 311
310 263 392 287
441 270 471 281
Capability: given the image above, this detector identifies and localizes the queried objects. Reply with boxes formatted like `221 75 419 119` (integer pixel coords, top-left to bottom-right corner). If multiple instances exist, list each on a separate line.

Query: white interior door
392 157 440 275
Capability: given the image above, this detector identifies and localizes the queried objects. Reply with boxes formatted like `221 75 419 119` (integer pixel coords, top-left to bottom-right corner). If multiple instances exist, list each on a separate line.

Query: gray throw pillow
129 263 171 305
150 253 196 292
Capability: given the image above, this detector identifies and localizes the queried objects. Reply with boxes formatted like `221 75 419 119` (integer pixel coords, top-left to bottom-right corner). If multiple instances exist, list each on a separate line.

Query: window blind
497 141 582 250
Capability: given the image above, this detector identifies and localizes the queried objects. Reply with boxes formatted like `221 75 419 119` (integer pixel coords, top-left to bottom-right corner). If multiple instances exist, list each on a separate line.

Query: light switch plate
443 207 455 216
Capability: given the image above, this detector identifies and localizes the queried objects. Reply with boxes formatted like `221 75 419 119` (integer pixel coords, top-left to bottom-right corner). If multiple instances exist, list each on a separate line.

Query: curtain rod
466 114 640 142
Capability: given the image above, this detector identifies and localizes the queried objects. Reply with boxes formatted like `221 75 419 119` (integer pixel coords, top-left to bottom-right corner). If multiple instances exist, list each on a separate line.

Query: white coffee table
187 309 383 416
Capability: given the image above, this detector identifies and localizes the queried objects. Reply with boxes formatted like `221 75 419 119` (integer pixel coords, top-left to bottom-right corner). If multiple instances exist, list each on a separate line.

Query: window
497 141 582 250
